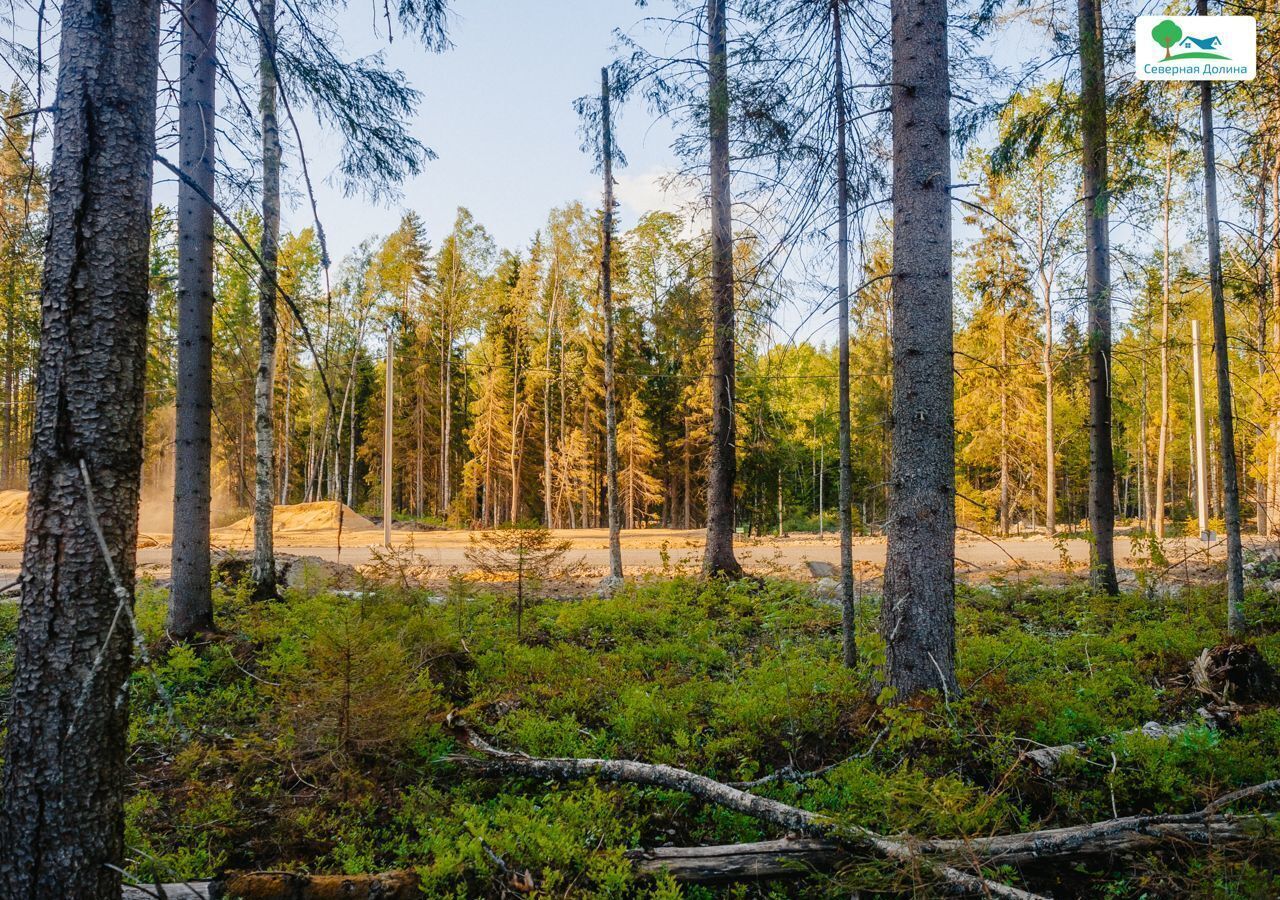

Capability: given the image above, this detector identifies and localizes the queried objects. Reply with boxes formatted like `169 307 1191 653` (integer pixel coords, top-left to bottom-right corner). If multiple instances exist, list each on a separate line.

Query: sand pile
0 490 26 540
219 501 377 535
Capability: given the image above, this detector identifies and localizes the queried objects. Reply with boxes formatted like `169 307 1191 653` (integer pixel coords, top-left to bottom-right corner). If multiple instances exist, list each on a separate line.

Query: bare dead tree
600 67 624 583
703 0 744 578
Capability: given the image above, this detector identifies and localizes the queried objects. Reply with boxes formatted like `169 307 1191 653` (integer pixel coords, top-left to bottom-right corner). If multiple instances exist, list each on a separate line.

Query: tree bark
683 412 692 529
1156 135 1174 540
0 0 160 892
629 838 847 884
383 333 394 546
1256 170 1268 537
601 68 623 580
1197 11 1244 632
1271 158 1280 537
169 0 217 637
833 0 856 668
542 258 559 527
280 333 292 504
1077 0 1118 593
702 0 743 578
627 815 1276 881
1000 314 1010 536
881 0 958 700
252 0 280 599
1037 176 1056 535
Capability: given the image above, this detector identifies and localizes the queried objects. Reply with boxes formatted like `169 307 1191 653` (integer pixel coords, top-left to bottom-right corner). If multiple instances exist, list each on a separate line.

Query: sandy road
0 527 1239 581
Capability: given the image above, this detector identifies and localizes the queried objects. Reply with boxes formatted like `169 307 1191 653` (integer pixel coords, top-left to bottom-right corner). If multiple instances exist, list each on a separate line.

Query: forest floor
6 570 1276 897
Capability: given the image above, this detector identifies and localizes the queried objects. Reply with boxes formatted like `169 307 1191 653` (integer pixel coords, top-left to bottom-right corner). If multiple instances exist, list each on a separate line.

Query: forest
2 0 1280 897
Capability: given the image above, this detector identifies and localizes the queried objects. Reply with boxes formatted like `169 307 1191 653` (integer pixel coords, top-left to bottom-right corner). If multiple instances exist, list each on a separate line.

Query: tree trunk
383 334 394 546
2 302 13 487
1140 352 1151 530
1000 315 1010 536
1077 0 1117 593
881 0 957 699
280 334 292 503
1156 137 1174 540
702 0 742 578
1198 23 1244 632
415 383 424 517
1042 273 1056 535
683 412 692 530
1270 157 1280 537
1038 174 1056 536
542 262 558 527
600 69 623 578
169 0 217 637
346 382 357 509
509 332 522 524
0 0 160 891
252 0 280 600
1256 169 1268 537
833 0 856 667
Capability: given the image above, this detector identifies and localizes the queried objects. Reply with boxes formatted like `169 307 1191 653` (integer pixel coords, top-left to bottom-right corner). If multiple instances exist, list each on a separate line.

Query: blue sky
289 0 684 261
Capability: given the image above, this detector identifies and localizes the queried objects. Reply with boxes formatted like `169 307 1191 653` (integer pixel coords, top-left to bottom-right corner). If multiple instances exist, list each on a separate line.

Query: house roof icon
1180 35 1222 49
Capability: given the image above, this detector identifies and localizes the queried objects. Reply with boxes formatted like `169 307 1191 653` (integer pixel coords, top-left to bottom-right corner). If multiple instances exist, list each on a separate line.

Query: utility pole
1192 319 1211 542
383 328 394 549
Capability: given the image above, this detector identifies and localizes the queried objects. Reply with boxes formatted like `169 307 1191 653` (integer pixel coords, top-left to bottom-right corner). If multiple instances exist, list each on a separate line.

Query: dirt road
0 527 1237 583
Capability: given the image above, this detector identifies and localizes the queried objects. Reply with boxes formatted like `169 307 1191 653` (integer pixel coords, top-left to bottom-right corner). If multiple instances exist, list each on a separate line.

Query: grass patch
11 573 1280 896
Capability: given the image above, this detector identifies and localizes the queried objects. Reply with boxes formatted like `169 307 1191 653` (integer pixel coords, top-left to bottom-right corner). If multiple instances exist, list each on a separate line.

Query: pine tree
0 85 43 492
1076 0 1118 593
0 0 161 890
170 0 218 636
881 0 958 700
618 392 663 527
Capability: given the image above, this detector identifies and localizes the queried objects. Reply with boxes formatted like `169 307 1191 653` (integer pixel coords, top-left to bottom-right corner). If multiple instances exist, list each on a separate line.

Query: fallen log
121 871 419 899
120 809 1280 898
124 886 207 899
625 811 1280 883
627 837 846 882
117 758 1280 898
726 724 891 789
443 716 1043 899
924 811 1278 864
445 717 1280 895
1024 714 1219 774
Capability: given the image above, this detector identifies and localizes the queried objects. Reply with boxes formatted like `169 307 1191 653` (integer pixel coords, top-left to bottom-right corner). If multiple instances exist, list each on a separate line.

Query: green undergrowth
28 574 1280 896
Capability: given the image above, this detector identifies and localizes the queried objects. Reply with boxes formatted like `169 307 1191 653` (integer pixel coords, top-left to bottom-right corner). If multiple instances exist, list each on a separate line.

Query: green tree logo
1152 19 1182 59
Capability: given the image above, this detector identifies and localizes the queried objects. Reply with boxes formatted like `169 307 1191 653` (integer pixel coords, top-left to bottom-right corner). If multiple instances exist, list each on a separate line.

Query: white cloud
587 166 708 236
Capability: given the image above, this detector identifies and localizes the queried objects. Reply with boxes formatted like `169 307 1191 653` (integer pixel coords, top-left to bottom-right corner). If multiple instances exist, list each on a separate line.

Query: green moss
1 574 1276 895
